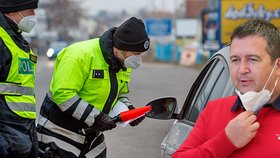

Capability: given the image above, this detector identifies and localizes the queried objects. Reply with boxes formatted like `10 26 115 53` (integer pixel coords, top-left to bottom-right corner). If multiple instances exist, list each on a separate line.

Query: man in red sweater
172 19 280 158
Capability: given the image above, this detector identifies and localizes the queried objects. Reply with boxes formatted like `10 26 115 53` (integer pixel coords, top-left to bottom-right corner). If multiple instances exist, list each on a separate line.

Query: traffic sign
145 18 172 36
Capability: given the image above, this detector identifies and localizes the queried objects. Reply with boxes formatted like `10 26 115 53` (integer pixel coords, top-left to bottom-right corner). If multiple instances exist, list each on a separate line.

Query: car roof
211 45 230 65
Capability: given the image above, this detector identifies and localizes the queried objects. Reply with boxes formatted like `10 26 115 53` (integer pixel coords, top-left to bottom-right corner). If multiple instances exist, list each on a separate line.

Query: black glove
93 112 117 132
127 105 145 127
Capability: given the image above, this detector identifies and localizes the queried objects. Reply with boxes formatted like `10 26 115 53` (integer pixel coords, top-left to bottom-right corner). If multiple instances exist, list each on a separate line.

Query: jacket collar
0 12 30 52
99 27 126 72
0 12 22 35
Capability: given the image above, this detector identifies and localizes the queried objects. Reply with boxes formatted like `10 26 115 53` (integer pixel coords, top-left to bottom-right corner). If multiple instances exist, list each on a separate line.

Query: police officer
37 17 150 158
0 0 39 157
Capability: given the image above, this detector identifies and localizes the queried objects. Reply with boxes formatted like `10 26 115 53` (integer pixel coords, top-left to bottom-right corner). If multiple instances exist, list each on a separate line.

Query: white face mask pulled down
235 62 279 113
119 52 143 69
16 11 37 33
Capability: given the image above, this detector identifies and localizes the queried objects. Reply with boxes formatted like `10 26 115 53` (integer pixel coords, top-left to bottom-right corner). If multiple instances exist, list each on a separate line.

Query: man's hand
127 105 145 127
225 111 260 148
93 113 117 132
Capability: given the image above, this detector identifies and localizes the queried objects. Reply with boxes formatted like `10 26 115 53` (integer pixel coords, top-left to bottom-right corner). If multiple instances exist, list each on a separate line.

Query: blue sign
145 18 172 36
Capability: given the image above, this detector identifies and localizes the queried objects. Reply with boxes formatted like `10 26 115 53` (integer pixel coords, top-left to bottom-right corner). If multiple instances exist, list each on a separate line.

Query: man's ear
276 58 280 76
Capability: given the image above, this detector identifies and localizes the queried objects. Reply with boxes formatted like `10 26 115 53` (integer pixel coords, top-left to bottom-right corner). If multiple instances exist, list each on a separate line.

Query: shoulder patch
92 70 104 78
29 54 37 63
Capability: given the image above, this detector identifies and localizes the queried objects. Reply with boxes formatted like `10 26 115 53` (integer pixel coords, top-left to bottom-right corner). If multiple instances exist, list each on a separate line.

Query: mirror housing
145 97 177 120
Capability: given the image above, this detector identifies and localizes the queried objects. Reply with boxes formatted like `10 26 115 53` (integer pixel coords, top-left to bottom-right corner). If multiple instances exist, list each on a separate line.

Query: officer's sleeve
117 93 132 107
117 79 133 108
50 51 100 127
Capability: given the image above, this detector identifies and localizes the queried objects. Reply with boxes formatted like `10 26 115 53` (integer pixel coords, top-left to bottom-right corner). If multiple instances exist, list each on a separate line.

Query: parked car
145 46 235 158
46 41 67 60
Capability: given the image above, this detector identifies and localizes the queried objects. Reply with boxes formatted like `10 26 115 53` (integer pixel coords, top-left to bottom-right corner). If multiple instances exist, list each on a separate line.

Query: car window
184 55 230 122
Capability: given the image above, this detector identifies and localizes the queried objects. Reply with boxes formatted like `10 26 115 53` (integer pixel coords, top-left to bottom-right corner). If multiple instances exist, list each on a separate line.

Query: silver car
146 46 235 158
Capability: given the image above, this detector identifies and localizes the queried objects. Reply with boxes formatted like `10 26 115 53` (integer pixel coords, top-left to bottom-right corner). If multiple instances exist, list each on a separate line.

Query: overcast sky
82 0 184 15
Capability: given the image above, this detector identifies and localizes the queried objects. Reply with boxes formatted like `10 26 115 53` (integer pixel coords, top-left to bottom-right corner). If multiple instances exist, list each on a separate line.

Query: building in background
220 0 280 45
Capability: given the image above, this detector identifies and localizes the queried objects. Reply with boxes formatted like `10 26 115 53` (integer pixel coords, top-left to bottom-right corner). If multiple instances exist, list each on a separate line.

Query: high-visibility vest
0 26 36 119
50 38 131 113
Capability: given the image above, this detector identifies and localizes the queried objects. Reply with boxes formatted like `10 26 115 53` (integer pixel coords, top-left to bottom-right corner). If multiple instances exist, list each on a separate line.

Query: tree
43 0 84 41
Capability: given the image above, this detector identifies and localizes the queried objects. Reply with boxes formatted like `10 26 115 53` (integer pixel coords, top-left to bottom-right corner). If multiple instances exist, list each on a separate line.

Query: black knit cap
0 0 39 13
113 17 150 52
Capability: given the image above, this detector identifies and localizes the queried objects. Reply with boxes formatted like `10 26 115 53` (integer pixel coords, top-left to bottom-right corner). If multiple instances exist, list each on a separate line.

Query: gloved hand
93 112 117 132
127 105 145 127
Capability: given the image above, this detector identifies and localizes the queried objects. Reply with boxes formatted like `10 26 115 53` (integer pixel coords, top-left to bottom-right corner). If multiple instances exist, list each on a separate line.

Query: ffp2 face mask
235 89 272 113
124 55 142 69
18 12 37 33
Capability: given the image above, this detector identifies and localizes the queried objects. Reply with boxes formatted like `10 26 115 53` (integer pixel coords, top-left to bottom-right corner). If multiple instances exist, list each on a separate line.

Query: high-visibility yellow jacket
48 38 131 126
37 36 132 157
0 26 36 119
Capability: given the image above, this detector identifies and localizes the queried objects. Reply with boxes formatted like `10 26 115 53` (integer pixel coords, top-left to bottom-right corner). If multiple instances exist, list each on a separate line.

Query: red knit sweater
172 96 280 158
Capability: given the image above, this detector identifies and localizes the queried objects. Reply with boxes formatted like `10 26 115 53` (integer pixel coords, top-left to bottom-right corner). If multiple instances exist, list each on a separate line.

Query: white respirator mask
17 11 37 33
124 55 143 69
119 51 143 69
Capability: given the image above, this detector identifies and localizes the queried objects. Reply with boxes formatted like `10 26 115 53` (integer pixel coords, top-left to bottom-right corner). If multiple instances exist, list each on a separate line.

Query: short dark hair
230 19 280 61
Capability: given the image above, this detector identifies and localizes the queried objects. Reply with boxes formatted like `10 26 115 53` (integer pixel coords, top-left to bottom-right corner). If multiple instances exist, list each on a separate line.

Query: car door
160 46 235 158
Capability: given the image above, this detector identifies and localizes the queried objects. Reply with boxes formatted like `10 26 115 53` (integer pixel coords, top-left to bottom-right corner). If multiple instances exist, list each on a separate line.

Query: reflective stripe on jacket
0 26 36 119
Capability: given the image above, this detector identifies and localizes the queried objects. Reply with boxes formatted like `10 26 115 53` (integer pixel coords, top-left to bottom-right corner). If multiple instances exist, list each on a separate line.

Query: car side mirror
145 97 177 120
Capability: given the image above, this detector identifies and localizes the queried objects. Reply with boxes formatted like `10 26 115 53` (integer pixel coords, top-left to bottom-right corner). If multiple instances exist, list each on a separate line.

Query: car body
146 46 235 158
46 41 67 60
